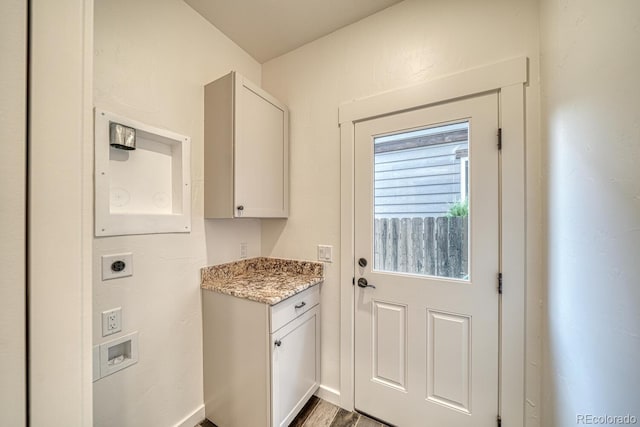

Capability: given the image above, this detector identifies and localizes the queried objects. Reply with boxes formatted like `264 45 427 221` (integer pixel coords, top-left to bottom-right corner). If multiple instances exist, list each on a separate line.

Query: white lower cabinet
271 306 320 427
202 286 320 427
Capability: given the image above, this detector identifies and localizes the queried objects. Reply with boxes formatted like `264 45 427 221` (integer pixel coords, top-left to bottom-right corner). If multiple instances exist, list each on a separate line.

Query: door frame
339 57 527 426
29 0 94 424
0 1 27 424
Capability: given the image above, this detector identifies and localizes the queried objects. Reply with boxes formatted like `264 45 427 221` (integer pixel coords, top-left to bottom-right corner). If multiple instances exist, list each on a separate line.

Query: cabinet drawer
270 285 320 333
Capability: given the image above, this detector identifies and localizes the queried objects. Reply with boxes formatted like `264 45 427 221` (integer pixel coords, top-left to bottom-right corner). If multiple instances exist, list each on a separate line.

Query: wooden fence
374 216 468 279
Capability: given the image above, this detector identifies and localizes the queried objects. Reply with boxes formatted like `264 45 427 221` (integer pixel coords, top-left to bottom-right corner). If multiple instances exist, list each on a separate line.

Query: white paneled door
354 93 500 426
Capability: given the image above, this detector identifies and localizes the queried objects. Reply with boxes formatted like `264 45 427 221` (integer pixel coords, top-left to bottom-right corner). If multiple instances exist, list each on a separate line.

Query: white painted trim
29 0 94 424
0 1 27 424
175 404 206 427
339 122 356 411
339 59 527 425
81 1 94 423
339 57 527 125
315 384 341 407
499 84 527 426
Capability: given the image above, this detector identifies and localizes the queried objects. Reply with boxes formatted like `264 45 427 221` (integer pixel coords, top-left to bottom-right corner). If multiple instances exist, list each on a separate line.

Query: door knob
357 278 376 289
358 258 367 267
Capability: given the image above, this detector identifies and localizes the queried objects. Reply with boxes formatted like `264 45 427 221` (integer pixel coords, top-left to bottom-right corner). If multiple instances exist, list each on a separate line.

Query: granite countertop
200 257 324 305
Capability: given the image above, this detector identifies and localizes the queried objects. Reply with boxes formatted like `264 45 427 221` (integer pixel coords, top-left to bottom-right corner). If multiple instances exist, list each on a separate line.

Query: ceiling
184 0 404 63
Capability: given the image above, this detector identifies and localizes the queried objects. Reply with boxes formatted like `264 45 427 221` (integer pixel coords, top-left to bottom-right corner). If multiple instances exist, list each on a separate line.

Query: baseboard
315 384 341 406
174 404 206 427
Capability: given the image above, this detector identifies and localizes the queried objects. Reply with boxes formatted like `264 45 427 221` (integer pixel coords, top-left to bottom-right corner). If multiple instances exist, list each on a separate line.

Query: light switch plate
102 253 133 280
317 245 333 262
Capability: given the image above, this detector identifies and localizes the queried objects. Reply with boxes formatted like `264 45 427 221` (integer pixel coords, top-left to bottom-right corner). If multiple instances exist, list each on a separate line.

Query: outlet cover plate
99 331 139 379
102 253 133 280
102 307 122 337
240 242 248 259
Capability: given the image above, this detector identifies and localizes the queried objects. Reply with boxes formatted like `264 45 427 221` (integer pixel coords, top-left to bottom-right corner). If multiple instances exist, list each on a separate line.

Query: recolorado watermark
577 414 637 424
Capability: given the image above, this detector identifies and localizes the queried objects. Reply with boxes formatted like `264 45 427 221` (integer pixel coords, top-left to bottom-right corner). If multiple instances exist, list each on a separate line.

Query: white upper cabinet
204 71 289 218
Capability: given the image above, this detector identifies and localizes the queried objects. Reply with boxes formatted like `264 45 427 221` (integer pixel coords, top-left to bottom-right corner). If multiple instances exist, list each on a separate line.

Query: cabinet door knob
237 205 244 211
274 339 282 347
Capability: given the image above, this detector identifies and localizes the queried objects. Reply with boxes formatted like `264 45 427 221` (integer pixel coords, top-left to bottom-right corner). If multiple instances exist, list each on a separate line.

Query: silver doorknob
357 278 376 289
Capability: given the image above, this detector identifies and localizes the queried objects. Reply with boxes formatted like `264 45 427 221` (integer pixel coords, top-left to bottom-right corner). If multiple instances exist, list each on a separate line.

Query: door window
373 121 470 280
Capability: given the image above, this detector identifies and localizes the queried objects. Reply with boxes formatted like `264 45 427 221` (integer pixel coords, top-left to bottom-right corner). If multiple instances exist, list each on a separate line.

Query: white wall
93 1 261 425
262 0 543 421
29 0 94 425
0 0 26 425
540 1 640 425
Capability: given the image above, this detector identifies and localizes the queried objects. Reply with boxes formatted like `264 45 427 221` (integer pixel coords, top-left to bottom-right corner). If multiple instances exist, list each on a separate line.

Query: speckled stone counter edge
201 257 323 281
201 257 324 305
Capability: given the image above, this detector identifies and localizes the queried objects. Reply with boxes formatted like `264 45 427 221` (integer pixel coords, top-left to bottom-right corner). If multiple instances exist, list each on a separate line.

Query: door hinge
352 277 355 286
497 128 503 150
497 415 502 427
498 272 503 294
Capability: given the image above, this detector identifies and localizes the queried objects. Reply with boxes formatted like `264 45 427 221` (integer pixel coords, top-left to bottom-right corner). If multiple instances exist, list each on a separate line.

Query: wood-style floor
199 396 390 427
289 396 389 427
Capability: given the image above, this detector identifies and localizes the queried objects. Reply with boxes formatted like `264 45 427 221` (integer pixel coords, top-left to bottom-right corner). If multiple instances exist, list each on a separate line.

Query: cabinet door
271 305 320 427
235 77 289 218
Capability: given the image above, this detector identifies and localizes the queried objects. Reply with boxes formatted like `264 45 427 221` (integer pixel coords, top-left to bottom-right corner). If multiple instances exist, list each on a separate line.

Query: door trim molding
339 57 527 126
339 57 527 426
29 0 94 423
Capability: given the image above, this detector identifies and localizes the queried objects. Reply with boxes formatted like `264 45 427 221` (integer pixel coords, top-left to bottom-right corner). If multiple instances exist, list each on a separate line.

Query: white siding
374 141 467 218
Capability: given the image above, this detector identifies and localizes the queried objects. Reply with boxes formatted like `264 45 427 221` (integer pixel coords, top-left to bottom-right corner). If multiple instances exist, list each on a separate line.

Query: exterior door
354 93 500 426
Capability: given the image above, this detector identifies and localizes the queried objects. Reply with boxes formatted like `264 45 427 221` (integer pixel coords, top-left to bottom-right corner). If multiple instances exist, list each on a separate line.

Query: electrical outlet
102 253 133 280
102 308 122 337
240 242 248 259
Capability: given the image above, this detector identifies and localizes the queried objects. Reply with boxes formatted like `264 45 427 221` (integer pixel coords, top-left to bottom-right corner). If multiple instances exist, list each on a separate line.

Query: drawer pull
294 301 306 309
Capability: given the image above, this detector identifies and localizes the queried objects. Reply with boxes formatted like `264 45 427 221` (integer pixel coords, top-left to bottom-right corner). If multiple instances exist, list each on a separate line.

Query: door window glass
373 122 470 280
